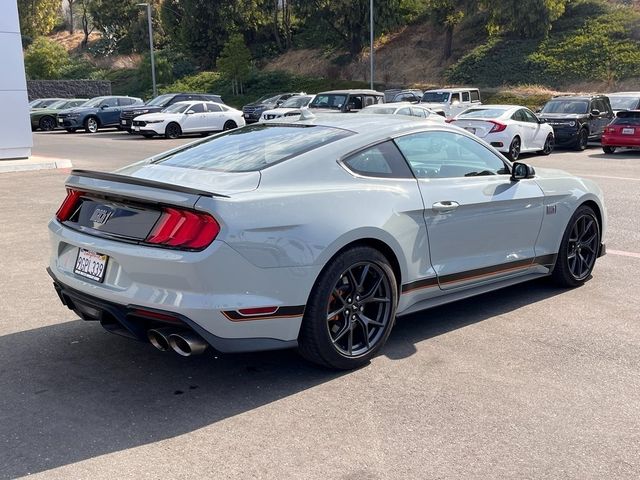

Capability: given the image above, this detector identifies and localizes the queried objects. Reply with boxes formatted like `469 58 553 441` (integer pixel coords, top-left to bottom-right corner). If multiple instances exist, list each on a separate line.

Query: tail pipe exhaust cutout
147 327 181 352
168 331 208 357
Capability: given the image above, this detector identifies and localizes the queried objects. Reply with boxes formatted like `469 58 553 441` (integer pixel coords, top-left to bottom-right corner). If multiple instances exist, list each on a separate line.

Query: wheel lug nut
352 315 356 319
347 298 352 303
345 310 350 315
356 296 360 301
360 306 364 311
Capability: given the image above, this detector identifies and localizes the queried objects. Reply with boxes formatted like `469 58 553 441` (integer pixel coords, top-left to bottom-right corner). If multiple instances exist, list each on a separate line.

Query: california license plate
74 248 108 282
622 127 635 135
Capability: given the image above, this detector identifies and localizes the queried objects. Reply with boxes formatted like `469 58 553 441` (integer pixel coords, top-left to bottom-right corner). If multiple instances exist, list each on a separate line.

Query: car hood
420 102 447 109
137 112 182 121
115 162 260 195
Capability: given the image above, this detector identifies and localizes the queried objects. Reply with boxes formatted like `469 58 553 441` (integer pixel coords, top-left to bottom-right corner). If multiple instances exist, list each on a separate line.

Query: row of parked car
29 87 640 154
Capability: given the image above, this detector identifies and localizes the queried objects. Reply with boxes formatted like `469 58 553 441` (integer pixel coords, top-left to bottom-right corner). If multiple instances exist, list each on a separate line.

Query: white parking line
582 174 640 182
608 249 640 259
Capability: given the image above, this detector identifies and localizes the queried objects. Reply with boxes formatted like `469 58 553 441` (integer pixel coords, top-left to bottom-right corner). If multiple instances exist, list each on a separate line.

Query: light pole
138 3 157 97
370 0 374 90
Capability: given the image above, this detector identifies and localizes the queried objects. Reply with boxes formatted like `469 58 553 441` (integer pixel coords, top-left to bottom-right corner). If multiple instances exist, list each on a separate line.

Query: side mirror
591 109 601 116
186 110 195 115
276 100 284 107
100 104 108 109
511 162 535 181
538 117 546 124
535 108 542 113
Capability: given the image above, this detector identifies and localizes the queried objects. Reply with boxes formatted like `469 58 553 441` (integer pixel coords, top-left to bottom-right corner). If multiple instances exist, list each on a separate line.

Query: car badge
90 207 114 225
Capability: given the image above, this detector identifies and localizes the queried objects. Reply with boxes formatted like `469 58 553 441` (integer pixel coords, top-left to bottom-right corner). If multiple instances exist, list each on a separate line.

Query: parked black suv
242 93 304 123
119 92 224 131
537 95 614 150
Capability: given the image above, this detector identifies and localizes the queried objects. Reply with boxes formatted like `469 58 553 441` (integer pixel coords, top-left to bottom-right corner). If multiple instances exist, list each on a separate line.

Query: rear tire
507 136 521 161
552 205 600 288
223 120 237 131
574 128 588 151
39 116 56 131
165 122 182 139
298 246 398 370
603 146 616 154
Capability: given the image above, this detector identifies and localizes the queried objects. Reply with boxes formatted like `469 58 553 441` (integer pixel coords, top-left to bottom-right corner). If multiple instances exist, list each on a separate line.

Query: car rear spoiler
69 169 230 198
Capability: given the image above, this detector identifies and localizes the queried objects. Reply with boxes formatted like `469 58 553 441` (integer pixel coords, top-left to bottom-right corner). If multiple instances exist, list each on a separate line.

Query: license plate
74 248 108 283
58 118 63 123
622 127 635 135
121 120 126 125
464 127 476 134
134 126 140 131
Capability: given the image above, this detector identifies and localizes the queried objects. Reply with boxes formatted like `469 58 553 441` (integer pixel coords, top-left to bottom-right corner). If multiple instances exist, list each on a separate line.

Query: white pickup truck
420 88 482 118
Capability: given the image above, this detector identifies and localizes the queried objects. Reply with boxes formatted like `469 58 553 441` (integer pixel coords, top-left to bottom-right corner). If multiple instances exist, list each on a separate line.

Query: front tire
537 134 554 155
574 128 588 151
552 205 600 288
84 116 99 133
603 146 616 154
507 136 521 161
298 246 398 370
165 122 182 139
39 116 56 131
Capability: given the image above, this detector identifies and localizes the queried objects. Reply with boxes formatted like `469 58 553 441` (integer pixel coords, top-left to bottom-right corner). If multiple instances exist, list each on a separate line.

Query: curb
0 156 73 174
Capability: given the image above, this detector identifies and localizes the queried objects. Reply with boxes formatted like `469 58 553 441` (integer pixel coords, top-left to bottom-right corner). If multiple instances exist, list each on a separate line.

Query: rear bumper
48 219 313 352
601 134 640 147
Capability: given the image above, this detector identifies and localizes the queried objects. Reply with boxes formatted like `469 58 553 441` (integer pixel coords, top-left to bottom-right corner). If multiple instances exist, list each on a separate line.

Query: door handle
432 201 460 213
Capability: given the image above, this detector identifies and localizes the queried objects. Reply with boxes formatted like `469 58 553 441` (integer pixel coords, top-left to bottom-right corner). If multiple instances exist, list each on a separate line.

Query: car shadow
0 277 565 478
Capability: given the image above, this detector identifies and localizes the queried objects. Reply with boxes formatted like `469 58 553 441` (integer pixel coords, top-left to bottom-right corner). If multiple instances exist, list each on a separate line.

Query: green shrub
24 37 70 79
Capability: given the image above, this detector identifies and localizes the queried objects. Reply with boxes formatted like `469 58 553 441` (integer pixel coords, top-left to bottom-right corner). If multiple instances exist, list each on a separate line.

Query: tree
24 37 70 79
17 0 61 37
67 0 76 33
78 0 94 48
217 34 252 95
428 0 471 59
482 0 568 39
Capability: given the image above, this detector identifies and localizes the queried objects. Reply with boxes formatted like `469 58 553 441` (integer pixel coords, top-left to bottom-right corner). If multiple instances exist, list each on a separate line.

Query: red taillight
445 118 455 123
146 207 220 250
238 306 279 316
489 121 507 133
56 189 82 221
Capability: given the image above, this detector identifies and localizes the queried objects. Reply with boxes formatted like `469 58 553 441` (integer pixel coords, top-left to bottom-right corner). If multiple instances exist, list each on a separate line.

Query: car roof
464 104 521 110
424 88 479 93
606 91 640 96
318 89 384 95
550 95 604 100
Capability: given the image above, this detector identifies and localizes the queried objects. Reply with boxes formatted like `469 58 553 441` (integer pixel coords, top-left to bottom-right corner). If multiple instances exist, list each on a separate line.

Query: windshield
362 107 397 114
609 96 639 111
309 94 348 110
154 125 354 172
83 97 106 108
147 94 175 107
282 96 312 108
422 92 450 103
163 103 190 114
459 108 508 119
46 100 69 109
541 100 589 114
253 94 280 104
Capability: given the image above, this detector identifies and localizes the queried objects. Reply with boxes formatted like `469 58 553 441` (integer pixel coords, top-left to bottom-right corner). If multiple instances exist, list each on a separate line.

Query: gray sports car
48 114 606 369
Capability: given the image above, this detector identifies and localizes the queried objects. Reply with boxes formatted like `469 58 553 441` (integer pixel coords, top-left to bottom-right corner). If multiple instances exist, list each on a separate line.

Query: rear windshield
422 92 450 103
458 108 508 119
613 111 640 125
363 107 397 114
153 124 354 172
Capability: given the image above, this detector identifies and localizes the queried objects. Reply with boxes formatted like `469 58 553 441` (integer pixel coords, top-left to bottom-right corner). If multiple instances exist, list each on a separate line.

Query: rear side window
155 125 354 172
343 141 413 178
470 90 480 102
205 103 222 112
188 103 205 113
461 92 470 102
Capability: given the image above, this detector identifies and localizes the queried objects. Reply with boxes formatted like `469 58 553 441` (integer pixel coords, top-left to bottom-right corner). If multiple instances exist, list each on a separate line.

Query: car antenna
299 108 315 120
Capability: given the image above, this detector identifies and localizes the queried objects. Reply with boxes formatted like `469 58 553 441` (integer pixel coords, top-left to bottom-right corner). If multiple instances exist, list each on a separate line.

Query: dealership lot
1 131 639 478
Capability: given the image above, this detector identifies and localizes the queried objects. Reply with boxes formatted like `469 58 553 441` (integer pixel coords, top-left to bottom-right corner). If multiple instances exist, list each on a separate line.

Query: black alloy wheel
574 128 588 151
603 146 616 154
298 246 398 369
552 205 600 287
539 134 554 155
39 116 56 131
165 122 182 139
507 137 521 161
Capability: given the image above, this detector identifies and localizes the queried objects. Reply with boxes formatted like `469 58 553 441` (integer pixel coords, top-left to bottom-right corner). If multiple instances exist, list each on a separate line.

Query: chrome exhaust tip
147 327 180 352
168 331 208 357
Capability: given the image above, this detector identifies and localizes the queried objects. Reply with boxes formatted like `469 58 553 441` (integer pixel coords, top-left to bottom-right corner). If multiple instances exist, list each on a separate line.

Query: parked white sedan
451 105 555 160
132 101 245 139
360 103 446 122
258 95 315 123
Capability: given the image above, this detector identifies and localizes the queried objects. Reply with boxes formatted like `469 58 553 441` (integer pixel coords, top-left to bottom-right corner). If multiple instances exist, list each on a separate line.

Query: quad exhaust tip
148 327 177 352
168 331 208 357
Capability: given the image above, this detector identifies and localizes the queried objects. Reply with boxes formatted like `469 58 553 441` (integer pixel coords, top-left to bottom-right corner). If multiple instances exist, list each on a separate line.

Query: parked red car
602 110 640 153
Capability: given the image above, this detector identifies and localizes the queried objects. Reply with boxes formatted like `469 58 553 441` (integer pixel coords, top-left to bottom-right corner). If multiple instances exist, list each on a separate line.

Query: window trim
338 138 417 180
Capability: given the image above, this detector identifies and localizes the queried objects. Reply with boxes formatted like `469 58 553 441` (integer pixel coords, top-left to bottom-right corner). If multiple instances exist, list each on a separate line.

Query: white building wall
0 0 32 159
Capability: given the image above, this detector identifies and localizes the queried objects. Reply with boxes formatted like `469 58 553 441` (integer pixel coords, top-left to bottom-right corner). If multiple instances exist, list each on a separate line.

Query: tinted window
461 108 508 119
613 111 640 125
609 96 640 110
205 103 222 112
593 98 608 113
343 141 413 178
347 95 364 110
541 100 589 114
101 98 118 107
119 98 134 106
187 103 205 113
450 93 461 103
309 94 347 110
395 131 509 179
511 110 526 122
461 92 470 102
422 92 449 103
470 90 480 102
522 109 539 123
155 125 353 172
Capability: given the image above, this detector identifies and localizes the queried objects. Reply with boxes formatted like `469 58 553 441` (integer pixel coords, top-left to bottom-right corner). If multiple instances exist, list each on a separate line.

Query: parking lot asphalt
1 129 639 479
